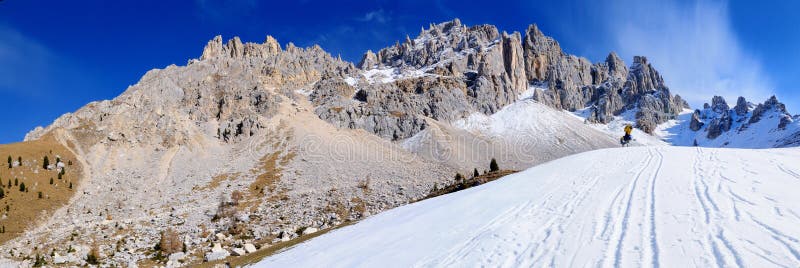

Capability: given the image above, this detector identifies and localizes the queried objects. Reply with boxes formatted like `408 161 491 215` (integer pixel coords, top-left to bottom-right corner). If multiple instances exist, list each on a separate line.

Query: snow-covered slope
257 146 800 267
397 99 618 171
659 104 800 148
573 108 671 146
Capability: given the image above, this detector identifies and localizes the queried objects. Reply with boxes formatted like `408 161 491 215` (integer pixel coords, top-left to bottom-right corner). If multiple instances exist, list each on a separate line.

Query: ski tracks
599 148 663 268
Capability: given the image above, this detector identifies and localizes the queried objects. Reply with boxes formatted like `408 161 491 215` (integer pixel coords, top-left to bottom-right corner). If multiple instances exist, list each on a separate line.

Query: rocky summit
2 19 771 267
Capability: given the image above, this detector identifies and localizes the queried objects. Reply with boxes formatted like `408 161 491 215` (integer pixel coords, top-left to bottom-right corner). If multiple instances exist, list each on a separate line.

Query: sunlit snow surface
256 146 800 267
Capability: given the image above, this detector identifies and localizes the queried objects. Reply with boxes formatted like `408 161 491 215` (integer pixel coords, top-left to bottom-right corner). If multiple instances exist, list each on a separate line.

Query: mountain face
8 20 622 266
4 18 790 266
663 95 800 148
338 19 687 139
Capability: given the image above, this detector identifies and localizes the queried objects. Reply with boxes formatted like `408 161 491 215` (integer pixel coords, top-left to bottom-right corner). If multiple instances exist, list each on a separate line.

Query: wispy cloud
603 0 773 107
0 24 56 96
356 9 390 24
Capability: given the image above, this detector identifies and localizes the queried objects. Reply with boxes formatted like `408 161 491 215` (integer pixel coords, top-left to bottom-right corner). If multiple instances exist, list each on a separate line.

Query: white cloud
604 0 773 107
356 9 390 24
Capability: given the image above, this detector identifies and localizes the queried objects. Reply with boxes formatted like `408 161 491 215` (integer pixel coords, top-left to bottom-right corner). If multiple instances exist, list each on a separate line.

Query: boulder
244 243 258 254
168 252 186 262
215 233 226 241
53 253 67 264
231 247 247 256
205 250 229 262
205 243 230 261
302 227 319 235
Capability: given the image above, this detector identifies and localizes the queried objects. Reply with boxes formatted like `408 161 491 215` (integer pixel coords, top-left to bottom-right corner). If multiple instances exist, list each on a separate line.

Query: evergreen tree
50 178 54 185
43 156 49 169
58 173 63 180
0 187 4 199
60 167 65 175
69 182 73 189
19 182 25 192
14 178 17 186
56 157 61 164
38 192 43 199
6 156 10 168
490 158 499 172
473 168 479 178
17 156 21 166
454 173 463 181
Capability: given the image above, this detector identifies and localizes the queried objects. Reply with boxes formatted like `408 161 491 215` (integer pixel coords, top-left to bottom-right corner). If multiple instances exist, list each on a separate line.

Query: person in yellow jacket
620 124 633 146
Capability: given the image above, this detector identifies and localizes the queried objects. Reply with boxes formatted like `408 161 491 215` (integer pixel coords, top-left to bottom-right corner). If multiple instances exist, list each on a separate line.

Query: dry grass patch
425 170 518 200
0 134 82 245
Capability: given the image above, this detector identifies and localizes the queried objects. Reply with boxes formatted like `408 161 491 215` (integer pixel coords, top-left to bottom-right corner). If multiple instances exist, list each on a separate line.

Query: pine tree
0 187 4 199
19 182 25 192
17 157 21 166
490 158 499 172
56 157 61 164
60 167 65 175
454 173 463 181
50 178 54 185
473 168 479 178
14 178 17 186
69 182 73 189
38 192 43 199
58 173 63 180
43 156 49 169
6 156 10 169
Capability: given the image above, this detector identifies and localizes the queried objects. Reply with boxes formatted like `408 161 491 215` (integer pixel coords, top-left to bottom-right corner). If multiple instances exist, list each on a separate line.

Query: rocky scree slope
9 19 680 266
16 35 455 266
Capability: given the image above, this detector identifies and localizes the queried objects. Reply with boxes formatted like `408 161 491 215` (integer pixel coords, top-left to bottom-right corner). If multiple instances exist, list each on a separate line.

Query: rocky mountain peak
711 96 730 113
734 96 749 116
200 35 224 60
605 51 628 81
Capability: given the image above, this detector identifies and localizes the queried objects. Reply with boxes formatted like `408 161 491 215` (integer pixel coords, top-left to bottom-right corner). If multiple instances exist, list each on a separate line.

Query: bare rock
301 227 318 235
779 115 793 130
734 96 749 116
231 247 246 256
358 50 378 69
711 96 729 113
244 243 257 254
690 110 704 131
707 111 732 139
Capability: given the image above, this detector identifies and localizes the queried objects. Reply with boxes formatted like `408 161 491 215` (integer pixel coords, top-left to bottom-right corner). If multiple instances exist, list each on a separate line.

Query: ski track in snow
256 146 800 268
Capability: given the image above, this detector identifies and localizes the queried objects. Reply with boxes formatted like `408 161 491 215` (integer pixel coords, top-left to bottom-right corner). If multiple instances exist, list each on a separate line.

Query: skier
620 124 633 146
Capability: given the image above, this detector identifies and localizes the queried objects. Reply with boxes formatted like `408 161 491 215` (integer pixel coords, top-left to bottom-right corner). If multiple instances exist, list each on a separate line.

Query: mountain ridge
5 18 798 267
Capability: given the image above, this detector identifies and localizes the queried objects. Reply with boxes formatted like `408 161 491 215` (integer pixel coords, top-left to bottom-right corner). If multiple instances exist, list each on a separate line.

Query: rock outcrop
734 96 749 116
690 110 704 131
343 19 688 137
688 95 797 141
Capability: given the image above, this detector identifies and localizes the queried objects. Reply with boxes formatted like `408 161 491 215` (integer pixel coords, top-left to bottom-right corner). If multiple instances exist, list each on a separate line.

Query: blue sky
0 0 798 143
